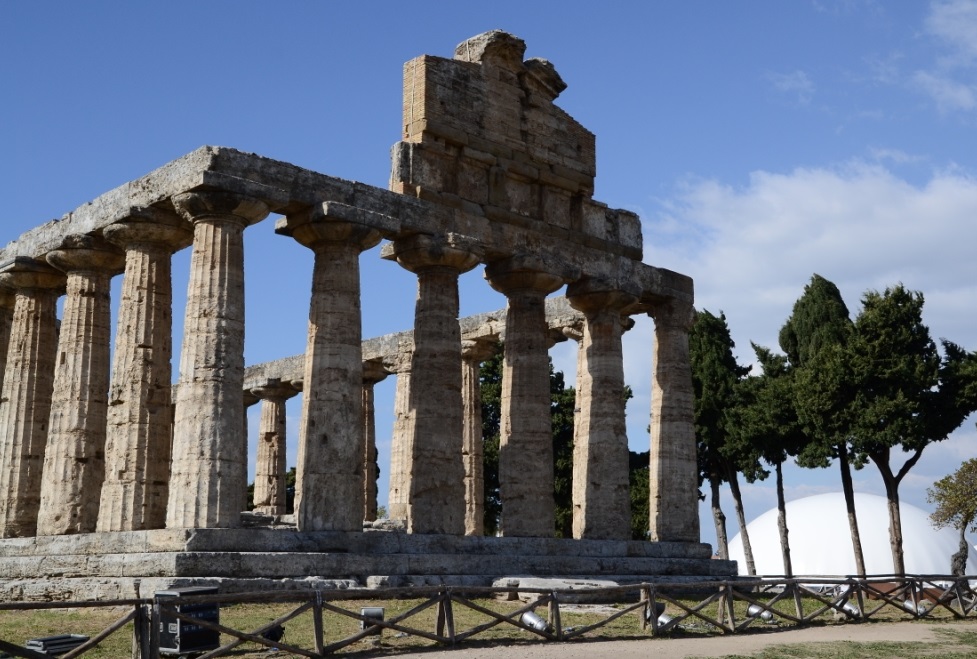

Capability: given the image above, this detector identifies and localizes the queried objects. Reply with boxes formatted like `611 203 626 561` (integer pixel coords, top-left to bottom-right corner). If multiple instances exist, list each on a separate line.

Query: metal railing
1 575 974 657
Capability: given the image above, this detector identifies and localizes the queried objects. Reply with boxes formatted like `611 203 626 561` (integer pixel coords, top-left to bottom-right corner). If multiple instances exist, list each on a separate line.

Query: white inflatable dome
728 492 977 576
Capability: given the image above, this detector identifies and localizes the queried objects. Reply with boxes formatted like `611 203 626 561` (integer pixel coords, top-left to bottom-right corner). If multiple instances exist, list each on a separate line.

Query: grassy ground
0 595 973 658
692 626 977 659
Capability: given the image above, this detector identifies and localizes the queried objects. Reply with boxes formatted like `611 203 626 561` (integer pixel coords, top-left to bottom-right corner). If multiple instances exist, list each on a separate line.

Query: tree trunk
952 524 969 576
775 461 793 577
870 447 920 577
711 476 729 560
876 463 906 576
837 444 867 576
727 470 756 575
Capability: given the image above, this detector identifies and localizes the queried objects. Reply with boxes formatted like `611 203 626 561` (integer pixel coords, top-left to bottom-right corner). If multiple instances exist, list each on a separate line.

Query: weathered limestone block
485 258 566 537
0 259 66 538
362 360 389 523
167 192 270 529
250 380 298 516
567 282 636 540
278 206 381 532
37 237 125 535
382 234 479 534
391 30 596 240
648 299 700 543
461 338 498 536
99 210 192 532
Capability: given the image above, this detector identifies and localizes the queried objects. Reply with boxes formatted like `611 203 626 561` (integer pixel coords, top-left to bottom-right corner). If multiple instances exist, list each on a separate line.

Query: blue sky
3 2 976 551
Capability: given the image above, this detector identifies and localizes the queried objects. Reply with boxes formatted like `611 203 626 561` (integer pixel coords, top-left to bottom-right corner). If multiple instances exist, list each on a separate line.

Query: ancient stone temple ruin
0 31 735 600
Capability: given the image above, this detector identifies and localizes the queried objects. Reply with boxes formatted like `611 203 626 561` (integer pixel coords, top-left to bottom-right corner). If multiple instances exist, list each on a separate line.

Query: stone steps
0 550 733 580
0 528 716 558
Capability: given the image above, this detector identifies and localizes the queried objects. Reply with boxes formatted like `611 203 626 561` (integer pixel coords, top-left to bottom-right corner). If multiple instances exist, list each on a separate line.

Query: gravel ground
382 620 977 658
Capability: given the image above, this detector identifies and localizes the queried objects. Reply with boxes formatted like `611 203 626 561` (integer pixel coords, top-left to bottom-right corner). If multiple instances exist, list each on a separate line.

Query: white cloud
925 0 977 67
644 162 977 544
767 70 816 105
912 70 977 111
911 0 977 113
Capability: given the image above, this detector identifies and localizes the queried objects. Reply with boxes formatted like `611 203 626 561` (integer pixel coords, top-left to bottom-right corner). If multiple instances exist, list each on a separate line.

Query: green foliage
848 286 943 455
928 458 977 534
689 310 752 487
779 274 853 367
480 347 504 535
551 368 577 538
725 344 802 475
783 275 860 470
629 451 650 540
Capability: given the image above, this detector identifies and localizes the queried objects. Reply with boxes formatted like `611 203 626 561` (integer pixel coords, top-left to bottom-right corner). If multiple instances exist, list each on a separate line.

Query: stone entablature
0 31 702 553
0 153 689 307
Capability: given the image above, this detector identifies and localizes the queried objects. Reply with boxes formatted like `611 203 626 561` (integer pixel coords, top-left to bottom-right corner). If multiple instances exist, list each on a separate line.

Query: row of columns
0 190 698 543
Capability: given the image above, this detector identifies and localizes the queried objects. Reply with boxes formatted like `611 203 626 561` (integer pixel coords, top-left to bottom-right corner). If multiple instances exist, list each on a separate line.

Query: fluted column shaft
362 361 388 523
167 192 269 529
251 380 296 515
461 339 497 536
0 261 66 538
99 213 191 532
0 290 15 393
648 300 700 542
567 287 635 540
388 235 478 534
485 263 564 537
37 240 124 535
385 350 413 523
287 215 380 531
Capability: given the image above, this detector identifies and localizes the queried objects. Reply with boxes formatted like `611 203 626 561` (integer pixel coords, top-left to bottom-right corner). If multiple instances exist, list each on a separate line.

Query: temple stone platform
0 527 736 602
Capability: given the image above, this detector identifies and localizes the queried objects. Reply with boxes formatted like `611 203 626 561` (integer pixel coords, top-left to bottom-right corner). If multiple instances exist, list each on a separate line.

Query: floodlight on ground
747 604 777 623
644 601 676 631
520 610 550 632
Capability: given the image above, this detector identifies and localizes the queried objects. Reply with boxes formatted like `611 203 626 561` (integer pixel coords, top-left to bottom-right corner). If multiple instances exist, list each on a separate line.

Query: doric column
384 347 413 524
98 209 192 532
383 234 479 534
484 258 565 537
0 289 15 393
567 282 636 540
167 191 269 529
648 299 700 542
250 379 297 516
461 338 498 536
0 258 66 538
281 208 381 532
362 360 389 523
36 237 124 535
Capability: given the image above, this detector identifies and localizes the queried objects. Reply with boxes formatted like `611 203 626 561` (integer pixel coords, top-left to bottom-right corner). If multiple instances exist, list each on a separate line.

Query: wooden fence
0 575 974 658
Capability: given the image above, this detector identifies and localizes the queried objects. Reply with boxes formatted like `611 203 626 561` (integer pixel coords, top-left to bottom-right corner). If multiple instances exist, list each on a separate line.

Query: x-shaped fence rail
1 575 974 658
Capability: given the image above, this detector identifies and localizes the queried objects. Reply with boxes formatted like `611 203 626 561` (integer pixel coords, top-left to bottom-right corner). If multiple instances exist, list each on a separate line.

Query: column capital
250 378 299 401
45 235 125 275
484 255 567 297
382 233 481 274
566 279 638 318
280 205 383 253
362 359 390 385
103 207 193 251
648 298 695 331
0 258 66 292
560 318 585 343
461 338 498 363
171 191 270 228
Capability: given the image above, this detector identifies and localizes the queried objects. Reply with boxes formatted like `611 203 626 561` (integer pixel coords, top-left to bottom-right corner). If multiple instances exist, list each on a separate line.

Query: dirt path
381 620 977 658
